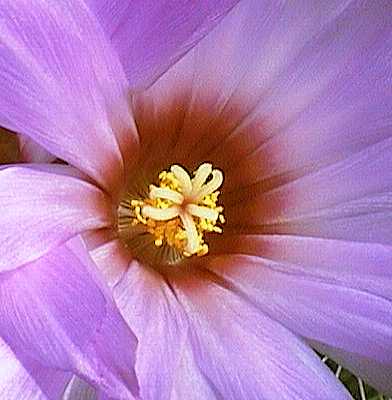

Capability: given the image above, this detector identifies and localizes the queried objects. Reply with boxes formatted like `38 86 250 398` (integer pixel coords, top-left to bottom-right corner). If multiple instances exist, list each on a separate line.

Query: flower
1 1 392 400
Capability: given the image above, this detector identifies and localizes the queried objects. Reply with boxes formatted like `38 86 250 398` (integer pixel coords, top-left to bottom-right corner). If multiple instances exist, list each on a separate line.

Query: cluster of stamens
118 163 224 261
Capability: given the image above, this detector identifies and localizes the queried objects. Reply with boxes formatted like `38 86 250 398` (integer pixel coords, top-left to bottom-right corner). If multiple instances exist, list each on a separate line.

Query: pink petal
172 342 220 400
0 0 139 193
205 250 392 364
114 261 188 400
90 239 132 288
231 1 392 188
0 337 70 400
0 237 138 399
173 277 351 399
0 165 112 272
230 138 392 244
196 0 391 190
86 0 240 89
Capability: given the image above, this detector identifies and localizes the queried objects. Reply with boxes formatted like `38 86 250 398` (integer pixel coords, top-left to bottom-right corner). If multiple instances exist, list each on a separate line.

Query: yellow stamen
123 163 225 260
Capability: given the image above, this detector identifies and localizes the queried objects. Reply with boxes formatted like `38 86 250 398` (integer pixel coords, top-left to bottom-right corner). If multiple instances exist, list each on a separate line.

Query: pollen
118 163 225 260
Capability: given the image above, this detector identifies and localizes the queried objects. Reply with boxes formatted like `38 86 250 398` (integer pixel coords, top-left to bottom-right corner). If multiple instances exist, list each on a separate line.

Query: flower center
117 163 225 265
